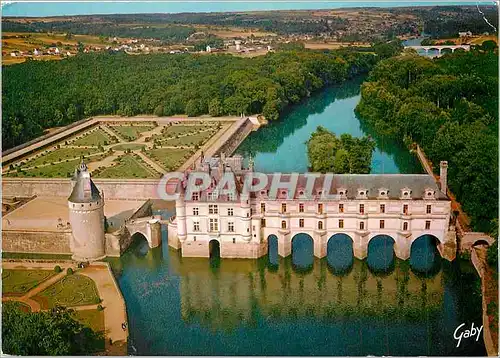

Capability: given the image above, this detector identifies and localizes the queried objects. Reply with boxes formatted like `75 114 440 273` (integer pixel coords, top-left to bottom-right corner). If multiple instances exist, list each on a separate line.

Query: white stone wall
170 196 452 260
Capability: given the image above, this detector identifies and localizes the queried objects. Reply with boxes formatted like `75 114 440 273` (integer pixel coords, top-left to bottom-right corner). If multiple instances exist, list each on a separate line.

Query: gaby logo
453 322 483 348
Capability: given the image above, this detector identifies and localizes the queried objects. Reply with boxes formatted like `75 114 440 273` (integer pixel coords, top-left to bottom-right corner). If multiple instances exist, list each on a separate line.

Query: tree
208 98 223 117
2 303 103 355
306 126 375 173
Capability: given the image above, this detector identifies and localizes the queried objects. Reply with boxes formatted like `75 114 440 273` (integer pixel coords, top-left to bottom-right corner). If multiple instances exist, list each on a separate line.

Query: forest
307 126 375 173
356 44 498 233
2 49 378 150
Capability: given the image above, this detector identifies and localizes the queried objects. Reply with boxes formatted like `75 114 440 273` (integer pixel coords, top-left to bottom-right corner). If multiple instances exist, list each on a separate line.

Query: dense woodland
2 49 377 150
356 44 498 233
307 126 375 173
2 303 103 355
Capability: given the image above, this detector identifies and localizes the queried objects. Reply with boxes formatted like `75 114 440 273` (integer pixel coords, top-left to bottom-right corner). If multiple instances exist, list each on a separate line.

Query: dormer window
378 188 389 199
400 188 412 199
424 188 435 199
338 188 347 198
357 189 368 199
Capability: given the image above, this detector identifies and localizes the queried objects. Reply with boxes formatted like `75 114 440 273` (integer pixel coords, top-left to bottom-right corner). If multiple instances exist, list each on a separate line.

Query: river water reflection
109 79 485 355
110 224 485 356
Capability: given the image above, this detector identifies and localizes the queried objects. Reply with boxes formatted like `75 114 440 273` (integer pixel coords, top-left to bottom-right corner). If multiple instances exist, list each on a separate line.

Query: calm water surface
235 77 423 174
109 79 485 356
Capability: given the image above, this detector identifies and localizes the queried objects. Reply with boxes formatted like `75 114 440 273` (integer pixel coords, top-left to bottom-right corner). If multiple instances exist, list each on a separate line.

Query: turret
67 162 106 261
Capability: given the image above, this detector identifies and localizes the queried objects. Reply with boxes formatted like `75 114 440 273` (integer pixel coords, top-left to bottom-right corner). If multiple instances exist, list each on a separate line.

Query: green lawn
8 154 107 178
162 125 213 138
146 148 195 171
23 147 101 167
72 309 105 333
2 269 57 296
111 143 146 151
110 125 154 141
72 128 112 146
94 154 158 178
161 130 217 147
32 274 101 309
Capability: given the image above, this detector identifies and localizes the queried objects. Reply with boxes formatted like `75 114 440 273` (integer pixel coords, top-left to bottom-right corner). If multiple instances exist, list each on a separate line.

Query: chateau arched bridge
405 44 471 57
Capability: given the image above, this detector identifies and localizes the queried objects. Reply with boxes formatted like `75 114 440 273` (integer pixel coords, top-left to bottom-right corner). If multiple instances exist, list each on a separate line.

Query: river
108 78 486 356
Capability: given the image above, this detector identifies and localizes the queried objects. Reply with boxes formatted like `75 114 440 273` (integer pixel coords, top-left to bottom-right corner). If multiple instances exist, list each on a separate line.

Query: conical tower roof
68 162 102 203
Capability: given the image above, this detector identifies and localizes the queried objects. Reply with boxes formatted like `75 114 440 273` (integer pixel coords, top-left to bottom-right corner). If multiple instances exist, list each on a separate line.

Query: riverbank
471 247 499 356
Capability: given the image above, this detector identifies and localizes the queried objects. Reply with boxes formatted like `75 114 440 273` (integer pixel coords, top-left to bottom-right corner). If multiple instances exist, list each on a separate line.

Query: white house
168 155 456 262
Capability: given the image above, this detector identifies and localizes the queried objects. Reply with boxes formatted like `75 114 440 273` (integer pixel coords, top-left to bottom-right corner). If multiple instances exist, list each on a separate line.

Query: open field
146 148 195 171
73 309 105 333
72 128 113 146
109 125 155 141
93 154 158 178
32 273 101 309
2 118 233 178
2 269 57 296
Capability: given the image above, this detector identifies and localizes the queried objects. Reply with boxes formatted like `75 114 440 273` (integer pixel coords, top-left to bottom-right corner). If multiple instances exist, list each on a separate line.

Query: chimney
440 161 448 195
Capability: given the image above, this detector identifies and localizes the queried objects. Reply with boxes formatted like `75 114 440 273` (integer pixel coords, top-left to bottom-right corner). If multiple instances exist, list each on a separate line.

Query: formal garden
3 120 230 178
2 266 106 355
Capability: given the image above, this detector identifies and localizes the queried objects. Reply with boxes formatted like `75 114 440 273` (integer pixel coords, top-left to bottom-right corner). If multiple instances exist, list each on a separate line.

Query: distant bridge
405 45 471 57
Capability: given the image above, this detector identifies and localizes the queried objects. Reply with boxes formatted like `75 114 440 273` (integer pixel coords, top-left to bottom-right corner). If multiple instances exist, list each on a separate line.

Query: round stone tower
67 162 106 261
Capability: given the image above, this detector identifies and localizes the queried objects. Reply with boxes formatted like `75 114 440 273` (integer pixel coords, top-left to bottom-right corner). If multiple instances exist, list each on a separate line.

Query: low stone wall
471 248 498 356
2 230 72 254
214 118 254 156
2 178 162 200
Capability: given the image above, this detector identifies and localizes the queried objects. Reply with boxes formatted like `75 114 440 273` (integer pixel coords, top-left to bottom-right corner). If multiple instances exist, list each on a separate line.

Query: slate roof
68 162 102 203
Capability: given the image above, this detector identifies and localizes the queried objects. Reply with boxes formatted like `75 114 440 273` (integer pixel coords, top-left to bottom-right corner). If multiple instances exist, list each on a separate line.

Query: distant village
4 34 280 60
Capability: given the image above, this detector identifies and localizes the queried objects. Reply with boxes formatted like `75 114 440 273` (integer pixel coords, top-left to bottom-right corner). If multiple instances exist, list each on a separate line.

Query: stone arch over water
367 235 395 273
291 233 314 272
130 232 150 257
326 233 354 275
410 234 441 275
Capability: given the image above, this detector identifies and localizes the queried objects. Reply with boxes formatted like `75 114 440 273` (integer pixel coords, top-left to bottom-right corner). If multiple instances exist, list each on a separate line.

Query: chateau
168 155 457 261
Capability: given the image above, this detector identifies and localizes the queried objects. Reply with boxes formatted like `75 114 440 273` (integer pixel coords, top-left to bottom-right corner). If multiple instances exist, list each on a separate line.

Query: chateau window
425 221 431 230
359 204 364 214
261 203 266 213
339 219 344 229
318 221 324 230
261 219 266 227
380 220 385 229
233 238 236 244
228 208 234 216
339 204 344 213
209 218 219 232
281 220 287 229
228 192 235 201
403 222 408 231
380 204 385 213
299 219 304 228
281 203 287 213
208 191 217 201
318 203 323 214
209 204 218 214
193 221 200 232
426 205 432 214
194 236 197 242
193 208 199 216
359 221 365 230
192 192 199 201
250 208 254 216
228 222 234 232
299 203 304 213
403 205 408 215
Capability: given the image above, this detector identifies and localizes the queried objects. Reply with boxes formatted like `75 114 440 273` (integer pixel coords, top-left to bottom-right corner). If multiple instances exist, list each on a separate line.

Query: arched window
318 221 323 230
281 220 286 229
403 222 408 231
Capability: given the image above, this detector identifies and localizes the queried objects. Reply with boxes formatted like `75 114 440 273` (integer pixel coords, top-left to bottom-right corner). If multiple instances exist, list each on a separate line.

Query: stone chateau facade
168 155 457 261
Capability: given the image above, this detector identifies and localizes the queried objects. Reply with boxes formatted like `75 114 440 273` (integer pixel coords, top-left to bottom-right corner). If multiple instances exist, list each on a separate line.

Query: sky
2 0 497 17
